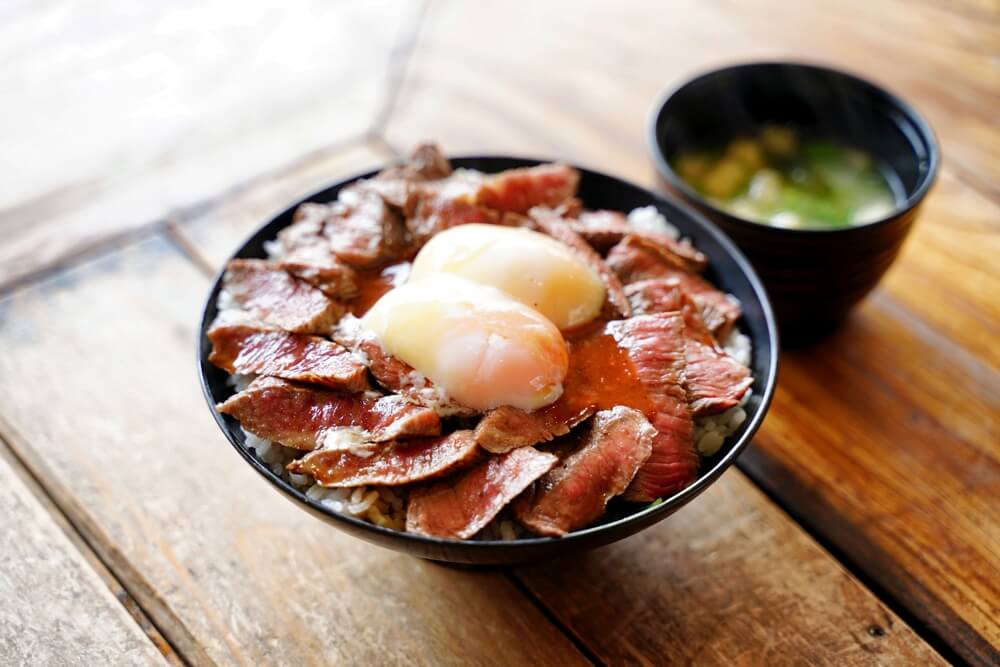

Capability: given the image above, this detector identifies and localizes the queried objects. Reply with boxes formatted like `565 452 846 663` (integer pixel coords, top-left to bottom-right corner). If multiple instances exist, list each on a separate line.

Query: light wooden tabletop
2 1 997 665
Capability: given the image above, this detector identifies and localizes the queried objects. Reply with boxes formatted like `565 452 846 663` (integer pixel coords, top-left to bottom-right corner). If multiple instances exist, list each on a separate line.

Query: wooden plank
0 237 587 666
0 0 420 290
385 3 1000 662
516 472 943 666
0 443 184 666
172 139 392 270
162 83 945 667
880 170 1000 369
741 293 1000 665
388 0 999 198
0 453 167 666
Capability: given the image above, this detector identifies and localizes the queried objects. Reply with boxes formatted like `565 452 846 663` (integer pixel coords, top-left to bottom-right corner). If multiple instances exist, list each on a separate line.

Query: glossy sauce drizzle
349 262 411 316
540 322 654 424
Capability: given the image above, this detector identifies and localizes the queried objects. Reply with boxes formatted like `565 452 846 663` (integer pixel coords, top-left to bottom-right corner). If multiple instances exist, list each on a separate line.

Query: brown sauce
541 323 654 424
349 262 411 316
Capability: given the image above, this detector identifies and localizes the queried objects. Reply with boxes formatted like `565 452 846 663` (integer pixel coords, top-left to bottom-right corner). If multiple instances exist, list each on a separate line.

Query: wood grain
516 473 944 666
0 237 587 667
0 0 419 290
0 454 167 666
172 139 392 270
741 292 1000 664
388 0 1000 198
386 3 1000 662
165 144 942 662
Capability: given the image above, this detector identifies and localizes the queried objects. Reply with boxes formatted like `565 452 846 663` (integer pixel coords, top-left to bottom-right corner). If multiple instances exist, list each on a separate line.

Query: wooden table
2 2 997 664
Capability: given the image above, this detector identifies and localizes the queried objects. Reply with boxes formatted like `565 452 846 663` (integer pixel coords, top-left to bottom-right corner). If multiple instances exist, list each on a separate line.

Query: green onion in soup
672 125 900 229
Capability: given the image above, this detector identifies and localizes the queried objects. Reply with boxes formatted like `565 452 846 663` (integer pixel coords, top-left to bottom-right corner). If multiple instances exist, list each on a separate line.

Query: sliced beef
474 405 595 454
573 211 707 271
207 323 368 392
570 210 631 250
355 335 476 417
606 314 698 502
407 192 500 246
323 184 408 268
528 207 631 318
406 447 558 539
390 142 453 182
276 203 329 256
625 279 752 414
473 163 580 214
369 142 454 210
514 406 656 536
676 302 753 416
331 316 475 417
222 259 343 334
278 251 358 300
217 377 440 451
287 430 480 488
609 236 741 339
625 278 686 314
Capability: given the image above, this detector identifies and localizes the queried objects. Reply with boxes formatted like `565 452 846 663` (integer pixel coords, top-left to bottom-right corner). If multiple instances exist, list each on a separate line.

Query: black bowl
648 62 939 345
198 156 779 564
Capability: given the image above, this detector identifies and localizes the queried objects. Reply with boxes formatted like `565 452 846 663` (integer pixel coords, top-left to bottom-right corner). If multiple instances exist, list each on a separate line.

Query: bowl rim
197 154 779 553
646 60 941 236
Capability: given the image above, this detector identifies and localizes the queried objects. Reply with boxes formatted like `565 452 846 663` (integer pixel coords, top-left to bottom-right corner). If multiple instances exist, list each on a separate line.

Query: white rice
219 213 753 539
627 205 680 239
242 427 408 530
691 327 753 456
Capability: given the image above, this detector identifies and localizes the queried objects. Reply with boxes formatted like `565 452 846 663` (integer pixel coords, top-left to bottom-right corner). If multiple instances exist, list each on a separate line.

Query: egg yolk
409 223 605 330
362 275 569 411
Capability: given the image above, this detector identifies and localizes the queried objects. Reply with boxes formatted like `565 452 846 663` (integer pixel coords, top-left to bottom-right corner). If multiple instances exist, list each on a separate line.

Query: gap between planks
736 448 976 666
0 426 187 667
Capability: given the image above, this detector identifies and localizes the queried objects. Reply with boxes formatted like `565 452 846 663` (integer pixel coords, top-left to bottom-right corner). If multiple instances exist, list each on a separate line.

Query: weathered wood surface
0 238 588 667
516 473 944 666
174 140 391 270
159 145 938 662
2 0 998 663
384 2 1000 663
0 1 416 290
388 0 1000 200
0 454 168 666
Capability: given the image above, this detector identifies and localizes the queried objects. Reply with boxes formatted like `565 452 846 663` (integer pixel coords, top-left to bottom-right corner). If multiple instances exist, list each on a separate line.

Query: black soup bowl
649 62 940 345
198 156 779 565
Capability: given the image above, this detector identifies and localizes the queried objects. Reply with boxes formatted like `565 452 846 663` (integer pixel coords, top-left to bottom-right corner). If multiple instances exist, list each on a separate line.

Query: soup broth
673 125 901 229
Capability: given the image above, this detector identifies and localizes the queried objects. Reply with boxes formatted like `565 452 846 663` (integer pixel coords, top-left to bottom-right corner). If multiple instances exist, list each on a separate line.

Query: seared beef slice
217 377 440 450
288 430 480 487
515 406 655 536
607 314 698 502
406 447 558 539
207 323 367 392
223 259 343 334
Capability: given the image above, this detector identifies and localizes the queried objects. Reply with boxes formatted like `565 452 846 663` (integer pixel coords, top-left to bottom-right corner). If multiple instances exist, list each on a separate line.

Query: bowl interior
198 156 779 563
651 62 938 223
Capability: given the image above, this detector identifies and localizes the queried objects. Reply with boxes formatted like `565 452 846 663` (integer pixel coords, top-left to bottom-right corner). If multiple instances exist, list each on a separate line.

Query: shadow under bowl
198 156 779 564
648 61 939 345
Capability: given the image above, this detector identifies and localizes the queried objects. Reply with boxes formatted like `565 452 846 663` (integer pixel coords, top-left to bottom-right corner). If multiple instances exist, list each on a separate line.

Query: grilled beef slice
608 236 741 339
222 259 343 334
287 430 480 488
607 314 698 502
474 405 596 454
406 447 558 539
572 210 707 271
207 323 367 392
472 163 580 214
625 280 751 415
217 377 440 450
514 406 656 536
